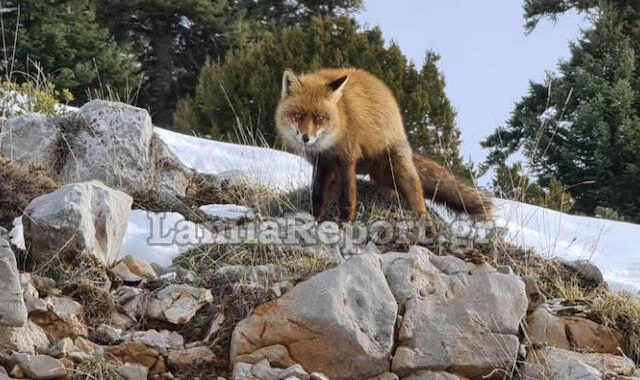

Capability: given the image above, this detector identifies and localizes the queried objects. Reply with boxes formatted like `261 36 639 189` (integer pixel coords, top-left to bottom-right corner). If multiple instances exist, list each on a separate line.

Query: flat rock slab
382 247 527 379
231 254 397 380
0 238 27 327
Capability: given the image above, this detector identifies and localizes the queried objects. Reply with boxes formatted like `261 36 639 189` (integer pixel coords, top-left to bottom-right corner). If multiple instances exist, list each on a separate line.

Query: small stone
280 364 310 380
310 373 329 380
146 284 212 324
232 362 256 380
94 324 123 345
167 346 216 370
251 359 283 379
68 351 93 363
204 312 225 343
116 363 149 380
11 353 67 379
48 337 76 358
123 255 157 280
112 261 146 282
123 329 184 354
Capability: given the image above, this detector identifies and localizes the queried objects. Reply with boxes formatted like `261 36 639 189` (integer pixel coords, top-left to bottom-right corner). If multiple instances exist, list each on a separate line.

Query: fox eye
315 115 325 123
293 113 303 121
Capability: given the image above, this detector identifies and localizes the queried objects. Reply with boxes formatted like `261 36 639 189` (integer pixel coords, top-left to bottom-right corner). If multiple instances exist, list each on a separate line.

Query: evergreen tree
0 0 135 103
483 6 640 219
96 0 247 126
183 16 466 175
229 0 363 25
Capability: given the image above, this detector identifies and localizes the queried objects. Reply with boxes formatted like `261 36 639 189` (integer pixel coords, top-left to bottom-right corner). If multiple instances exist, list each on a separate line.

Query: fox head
275 69 348 152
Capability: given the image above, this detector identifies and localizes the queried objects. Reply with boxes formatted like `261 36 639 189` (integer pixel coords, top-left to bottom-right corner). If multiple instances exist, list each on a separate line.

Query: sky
355 0 588 174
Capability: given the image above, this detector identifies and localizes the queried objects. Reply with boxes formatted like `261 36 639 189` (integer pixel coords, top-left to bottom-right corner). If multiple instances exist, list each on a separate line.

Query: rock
123 329 184 354
150 134 194 198
381 247 528 379
565 260 604 283
123 255 158 280
231 254 397 379
29 296 87 339
59 100 154 193
0 238 27 327
310 373 329 380
68 351 92 363
116 363 149 380
204 312 225 344
109 311 136 331
10 353 66 379
523 347 637 379
167 346 216 371
104 343 164 371
23 181 132 267
0 320 50 355
232 344 296 368
146 284 213 324
115 286 147 316
20 273 39 299
75 336 101 356
232 362 257 380
252 359 284 379
47 337 75 358
216 264 286 283
280 364 310 380
93 324 122 345
0 113 59 168
525 307 623 353
367 373 398 380
522 275 547 314
402 372 468 380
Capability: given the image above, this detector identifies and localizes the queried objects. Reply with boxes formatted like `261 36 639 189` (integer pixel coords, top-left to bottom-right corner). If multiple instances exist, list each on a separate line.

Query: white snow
199 204 255 222
155 128 311 191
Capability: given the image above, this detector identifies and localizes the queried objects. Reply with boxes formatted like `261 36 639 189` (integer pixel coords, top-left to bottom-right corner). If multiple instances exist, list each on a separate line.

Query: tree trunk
148 19 175 127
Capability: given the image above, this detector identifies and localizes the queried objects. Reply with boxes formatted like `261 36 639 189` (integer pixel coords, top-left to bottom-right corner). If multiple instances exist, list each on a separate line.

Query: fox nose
302 134 310 143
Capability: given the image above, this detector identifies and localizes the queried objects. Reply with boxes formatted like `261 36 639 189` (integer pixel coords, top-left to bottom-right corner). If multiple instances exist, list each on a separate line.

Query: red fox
275 68 493 223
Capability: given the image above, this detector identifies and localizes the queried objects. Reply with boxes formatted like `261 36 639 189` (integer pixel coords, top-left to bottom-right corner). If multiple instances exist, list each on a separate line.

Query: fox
275 67 493 223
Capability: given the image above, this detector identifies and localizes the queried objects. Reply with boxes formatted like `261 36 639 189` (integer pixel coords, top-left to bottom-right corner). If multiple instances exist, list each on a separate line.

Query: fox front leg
337 160 357 223
311 160 337 219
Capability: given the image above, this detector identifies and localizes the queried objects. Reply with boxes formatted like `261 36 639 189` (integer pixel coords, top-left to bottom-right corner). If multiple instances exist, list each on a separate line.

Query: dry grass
591 290 640 362
0 155 58 228
74 355 123 380
63 280 118 329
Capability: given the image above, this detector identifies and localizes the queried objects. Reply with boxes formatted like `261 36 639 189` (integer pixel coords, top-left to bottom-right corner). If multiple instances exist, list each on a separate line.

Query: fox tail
412 153 494 220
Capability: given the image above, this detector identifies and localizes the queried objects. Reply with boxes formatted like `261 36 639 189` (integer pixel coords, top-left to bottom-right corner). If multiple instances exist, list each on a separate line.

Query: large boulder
0 113 59 168
0 238 27 327
231 254 397 380
58 100 154 193
381 247 528 379
23 181 132 266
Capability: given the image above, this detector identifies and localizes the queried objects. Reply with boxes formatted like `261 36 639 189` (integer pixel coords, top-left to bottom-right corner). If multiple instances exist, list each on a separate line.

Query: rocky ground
0 100 639 379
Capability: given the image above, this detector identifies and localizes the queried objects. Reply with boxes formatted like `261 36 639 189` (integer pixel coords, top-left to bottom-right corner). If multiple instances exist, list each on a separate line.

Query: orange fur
276 68 493 222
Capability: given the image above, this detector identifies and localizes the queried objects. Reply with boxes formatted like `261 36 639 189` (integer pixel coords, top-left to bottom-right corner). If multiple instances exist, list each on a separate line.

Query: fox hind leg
372 147 429 220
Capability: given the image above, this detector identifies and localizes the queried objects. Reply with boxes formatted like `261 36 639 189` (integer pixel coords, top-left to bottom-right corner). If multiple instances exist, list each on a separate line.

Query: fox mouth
286 126 333 152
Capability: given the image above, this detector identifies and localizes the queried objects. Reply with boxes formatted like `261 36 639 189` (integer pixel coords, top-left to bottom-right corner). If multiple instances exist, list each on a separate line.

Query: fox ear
281 69 301 99
327 75 348 103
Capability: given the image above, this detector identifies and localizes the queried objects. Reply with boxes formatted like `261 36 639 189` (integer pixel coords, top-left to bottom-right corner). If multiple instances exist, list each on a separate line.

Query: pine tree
0 0 135 103
483 5 640 220
181 16 467 175
96 0 246 126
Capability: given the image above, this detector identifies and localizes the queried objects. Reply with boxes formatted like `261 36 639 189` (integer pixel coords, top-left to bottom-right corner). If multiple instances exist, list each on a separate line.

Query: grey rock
309 373 329 380
231 254 397 380
382 247 527 379
10 353 66 379
116 363 149 380
23 181 132 267
47 337 75 358
565 260 604 283
232 362 257 380
93 324 122 345
0 113 59 168
402 372 466 380
122 329 184 354
30 296 88 339
0 319 50 356
59 100 154 193
0 238 27 327
146 284 213 325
